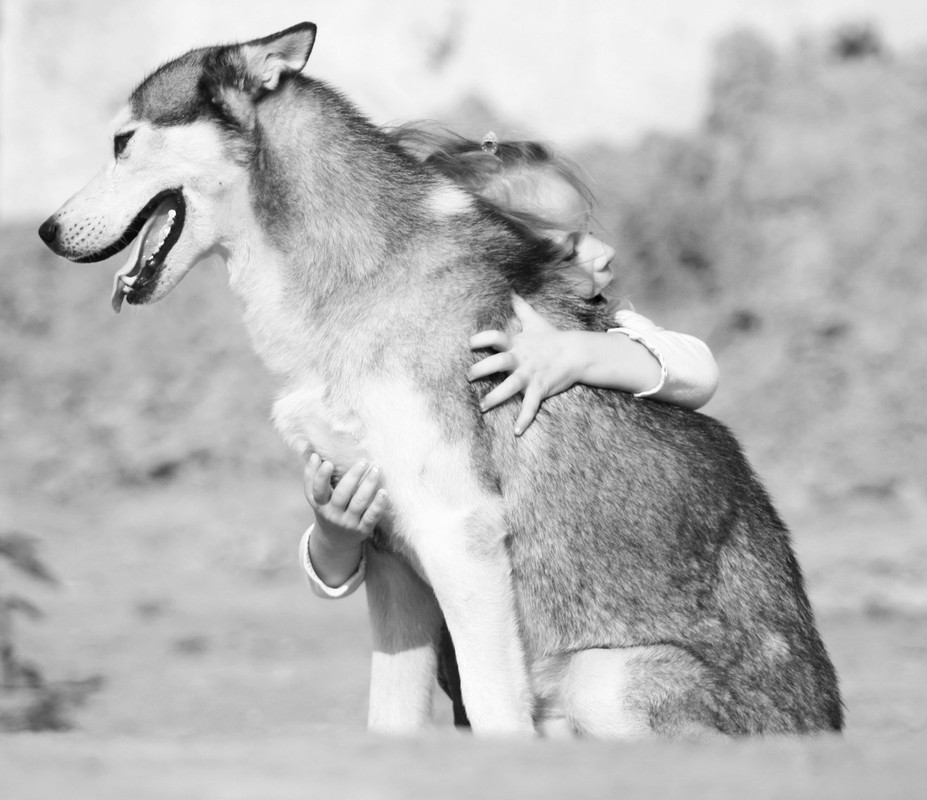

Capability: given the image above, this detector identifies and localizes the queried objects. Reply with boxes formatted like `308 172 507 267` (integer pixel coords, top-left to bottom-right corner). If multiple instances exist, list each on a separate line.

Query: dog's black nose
38 217 59 245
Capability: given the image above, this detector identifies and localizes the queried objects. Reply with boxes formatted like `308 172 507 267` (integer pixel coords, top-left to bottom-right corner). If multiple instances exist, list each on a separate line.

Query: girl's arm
300 454 387 598
608 308 719 410
469 296 718 435
300 523 367 599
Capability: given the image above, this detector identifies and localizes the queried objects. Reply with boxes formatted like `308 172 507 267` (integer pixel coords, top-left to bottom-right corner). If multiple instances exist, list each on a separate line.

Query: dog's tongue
111 196 180 313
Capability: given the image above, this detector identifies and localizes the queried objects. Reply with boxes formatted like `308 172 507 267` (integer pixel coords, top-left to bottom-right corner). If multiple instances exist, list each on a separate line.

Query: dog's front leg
415 504 535 736
364 547 444 733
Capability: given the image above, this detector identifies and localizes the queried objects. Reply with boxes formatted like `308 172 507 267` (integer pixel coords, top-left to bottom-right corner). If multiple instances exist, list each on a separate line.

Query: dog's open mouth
111 191 186 312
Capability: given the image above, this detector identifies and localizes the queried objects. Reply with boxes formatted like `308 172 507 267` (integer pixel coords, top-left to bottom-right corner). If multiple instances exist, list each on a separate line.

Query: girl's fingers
468 352 516 382
347 466 382 515
329 459 369 510
311 458 334 506
304 455 384 520
358 489 389 533
480 372 526 412
469 330 510 352
513 294 555 333
303 453 321 503
511 294 539 324
514 383 545 436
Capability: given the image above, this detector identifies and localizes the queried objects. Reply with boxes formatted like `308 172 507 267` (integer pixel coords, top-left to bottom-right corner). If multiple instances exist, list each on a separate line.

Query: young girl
301 130 719 595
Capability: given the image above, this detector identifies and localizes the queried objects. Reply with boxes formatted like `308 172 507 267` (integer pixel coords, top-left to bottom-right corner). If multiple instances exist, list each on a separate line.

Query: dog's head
37 23 317 312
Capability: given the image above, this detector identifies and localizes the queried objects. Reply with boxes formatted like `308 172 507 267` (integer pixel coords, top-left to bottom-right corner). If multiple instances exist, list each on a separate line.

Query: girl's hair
388 123 595 243
387 124 622 307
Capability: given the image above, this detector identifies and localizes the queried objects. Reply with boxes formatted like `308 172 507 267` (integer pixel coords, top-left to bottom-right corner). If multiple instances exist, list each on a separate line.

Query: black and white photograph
1 1 925 797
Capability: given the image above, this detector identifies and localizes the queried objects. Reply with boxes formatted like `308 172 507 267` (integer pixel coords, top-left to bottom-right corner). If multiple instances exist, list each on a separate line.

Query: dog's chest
272 381 370 467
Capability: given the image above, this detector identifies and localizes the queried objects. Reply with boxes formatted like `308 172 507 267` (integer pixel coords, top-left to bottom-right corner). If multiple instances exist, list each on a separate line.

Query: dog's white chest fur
272 382 370 467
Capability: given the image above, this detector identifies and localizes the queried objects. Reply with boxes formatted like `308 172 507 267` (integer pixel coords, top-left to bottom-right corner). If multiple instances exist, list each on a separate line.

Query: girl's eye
114 131 135 159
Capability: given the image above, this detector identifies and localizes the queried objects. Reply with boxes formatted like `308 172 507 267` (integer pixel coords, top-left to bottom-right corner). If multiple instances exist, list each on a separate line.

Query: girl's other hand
304 453 387 545
468 295 585 436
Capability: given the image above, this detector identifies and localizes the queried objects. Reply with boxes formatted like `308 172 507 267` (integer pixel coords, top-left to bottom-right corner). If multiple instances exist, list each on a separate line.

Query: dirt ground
1 474 925 799
1 724 925 800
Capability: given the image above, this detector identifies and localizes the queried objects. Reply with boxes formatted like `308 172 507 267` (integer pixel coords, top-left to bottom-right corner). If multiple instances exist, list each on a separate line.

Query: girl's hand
468 295 585 436
304 453 388 545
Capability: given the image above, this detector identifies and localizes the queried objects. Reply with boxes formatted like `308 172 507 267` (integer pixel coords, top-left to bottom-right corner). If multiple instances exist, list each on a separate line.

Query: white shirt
608 308 719 410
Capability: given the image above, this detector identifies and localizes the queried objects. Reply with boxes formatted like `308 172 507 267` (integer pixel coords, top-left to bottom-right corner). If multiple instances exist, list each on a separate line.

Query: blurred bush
580 28 927 509
830 22 886 62
0 531 102 731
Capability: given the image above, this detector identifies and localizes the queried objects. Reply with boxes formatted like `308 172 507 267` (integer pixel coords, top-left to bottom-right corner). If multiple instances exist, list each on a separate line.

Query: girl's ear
241 22 317 91
204 22 317 131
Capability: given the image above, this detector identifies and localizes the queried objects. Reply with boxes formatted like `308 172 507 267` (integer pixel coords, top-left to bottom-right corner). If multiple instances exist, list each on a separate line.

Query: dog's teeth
122 285 132 294
122 274 136 286
167 209 176 220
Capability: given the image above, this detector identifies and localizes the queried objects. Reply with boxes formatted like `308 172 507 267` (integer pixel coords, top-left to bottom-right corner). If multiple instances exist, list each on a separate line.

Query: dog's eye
113 131 135 159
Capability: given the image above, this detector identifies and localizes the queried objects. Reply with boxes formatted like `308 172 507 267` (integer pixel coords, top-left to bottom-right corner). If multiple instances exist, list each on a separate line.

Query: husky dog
39 23 842 737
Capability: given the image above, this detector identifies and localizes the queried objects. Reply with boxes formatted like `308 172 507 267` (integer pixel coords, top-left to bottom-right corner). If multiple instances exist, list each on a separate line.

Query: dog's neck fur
220 78 455 465
224 81 433 374
256 81 427 292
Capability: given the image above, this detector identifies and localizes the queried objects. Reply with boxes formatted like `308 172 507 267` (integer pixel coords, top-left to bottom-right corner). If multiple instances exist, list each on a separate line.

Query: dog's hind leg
561 646 722 739
365 548 444 733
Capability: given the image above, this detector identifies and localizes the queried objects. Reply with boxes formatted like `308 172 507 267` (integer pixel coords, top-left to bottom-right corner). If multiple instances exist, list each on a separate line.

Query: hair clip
481 131 499 155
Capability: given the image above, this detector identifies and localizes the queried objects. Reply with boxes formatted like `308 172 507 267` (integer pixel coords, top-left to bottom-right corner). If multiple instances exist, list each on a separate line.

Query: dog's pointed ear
206 23 316 131
241 22 316 92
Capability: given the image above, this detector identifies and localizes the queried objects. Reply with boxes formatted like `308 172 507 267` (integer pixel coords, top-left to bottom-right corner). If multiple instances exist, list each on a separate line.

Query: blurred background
1 1 926 796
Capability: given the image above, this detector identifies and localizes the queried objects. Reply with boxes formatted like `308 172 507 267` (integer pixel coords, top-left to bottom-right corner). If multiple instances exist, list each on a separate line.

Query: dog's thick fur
39 23 842 737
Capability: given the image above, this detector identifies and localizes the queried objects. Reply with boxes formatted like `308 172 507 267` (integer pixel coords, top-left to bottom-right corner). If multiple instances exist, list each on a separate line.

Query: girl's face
533 173 616 299
561 231 616 299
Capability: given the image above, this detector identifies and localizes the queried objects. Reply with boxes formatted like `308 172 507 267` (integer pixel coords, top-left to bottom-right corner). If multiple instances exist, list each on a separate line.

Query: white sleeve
298 523 367 599
608 309 719 410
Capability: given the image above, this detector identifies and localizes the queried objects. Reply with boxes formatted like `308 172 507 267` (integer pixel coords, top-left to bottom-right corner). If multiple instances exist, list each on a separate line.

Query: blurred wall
2 0 927 222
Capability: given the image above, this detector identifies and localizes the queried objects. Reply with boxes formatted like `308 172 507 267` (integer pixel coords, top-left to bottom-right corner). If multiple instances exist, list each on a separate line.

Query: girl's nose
584 238 615 273
596 243 616 271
